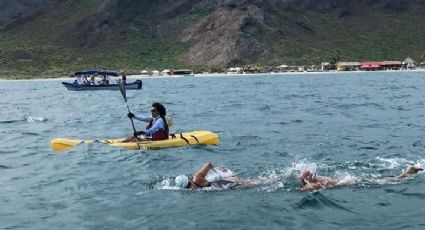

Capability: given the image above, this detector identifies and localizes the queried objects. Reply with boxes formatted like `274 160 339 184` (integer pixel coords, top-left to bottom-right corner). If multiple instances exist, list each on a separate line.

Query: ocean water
1 71 425 230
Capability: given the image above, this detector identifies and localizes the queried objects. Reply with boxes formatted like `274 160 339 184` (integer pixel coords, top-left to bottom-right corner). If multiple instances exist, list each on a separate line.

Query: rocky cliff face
180 4 264 66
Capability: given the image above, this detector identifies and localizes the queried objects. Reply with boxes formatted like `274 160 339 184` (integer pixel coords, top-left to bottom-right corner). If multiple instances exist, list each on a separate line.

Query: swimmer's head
175 175 189 188
298 170 316 185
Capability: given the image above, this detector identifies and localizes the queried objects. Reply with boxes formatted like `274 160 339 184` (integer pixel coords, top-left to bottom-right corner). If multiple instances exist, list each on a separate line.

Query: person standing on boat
76 74 85 84
83 75 90 85
123 102 170 142
89 75 95 85
105 74 112 85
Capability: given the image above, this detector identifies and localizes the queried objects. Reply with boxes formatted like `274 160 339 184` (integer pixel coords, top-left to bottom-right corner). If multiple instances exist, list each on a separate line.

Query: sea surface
1 71 425 230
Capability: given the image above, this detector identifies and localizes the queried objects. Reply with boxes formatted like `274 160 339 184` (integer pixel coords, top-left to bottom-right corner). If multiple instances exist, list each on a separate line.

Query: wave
384 188 425 199
0 165 12 169
296 192 356 213
21 132 40 136
0 119 22 124
0 116 47 124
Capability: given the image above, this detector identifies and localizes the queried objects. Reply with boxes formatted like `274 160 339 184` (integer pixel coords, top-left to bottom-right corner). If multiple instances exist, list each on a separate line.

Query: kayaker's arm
133 114 151 122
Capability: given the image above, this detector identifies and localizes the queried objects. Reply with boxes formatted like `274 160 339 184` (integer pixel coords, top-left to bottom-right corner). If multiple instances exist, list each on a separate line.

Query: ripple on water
1 73 425 229
295 192 356 213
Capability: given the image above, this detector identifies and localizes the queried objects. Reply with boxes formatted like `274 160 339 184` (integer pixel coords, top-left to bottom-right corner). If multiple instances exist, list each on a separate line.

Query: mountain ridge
0 0 424 77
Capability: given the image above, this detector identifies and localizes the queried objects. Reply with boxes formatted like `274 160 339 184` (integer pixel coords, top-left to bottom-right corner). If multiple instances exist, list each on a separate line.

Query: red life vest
146 117 168 140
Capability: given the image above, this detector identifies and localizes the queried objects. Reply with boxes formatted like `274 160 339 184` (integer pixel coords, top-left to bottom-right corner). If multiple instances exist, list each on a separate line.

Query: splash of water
157 177 181 190
375 157 413 169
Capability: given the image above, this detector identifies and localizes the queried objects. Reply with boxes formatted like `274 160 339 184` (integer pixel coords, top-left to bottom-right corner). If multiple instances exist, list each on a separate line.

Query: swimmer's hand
405 166 423 175
207 162 214 169
392 166 423 180
300 182 323 191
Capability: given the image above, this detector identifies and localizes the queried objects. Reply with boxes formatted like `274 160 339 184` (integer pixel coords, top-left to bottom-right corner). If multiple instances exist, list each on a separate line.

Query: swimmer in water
175 162 241 189
174 163 423 191
298 165 423 191
175 162 274 189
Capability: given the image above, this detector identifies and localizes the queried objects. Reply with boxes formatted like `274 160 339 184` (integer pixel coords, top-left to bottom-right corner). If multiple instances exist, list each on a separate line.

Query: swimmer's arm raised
193 162 214 186
391 166 423 180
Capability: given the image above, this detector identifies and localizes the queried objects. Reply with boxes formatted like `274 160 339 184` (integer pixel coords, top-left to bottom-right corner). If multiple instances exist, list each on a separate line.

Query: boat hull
62 80 142 91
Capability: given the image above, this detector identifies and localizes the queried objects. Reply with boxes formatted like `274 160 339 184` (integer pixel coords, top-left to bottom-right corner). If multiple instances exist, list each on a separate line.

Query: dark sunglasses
150 109 157 112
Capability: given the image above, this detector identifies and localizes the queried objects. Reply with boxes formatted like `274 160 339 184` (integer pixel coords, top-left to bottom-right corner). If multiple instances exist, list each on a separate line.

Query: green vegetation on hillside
0 0 424 79
260 9 425 66
0 0 190 78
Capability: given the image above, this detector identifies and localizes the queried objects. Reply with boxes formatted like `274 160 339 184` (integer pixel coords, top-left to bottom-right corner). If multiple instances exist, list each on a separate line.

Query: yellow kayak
51 130 220 152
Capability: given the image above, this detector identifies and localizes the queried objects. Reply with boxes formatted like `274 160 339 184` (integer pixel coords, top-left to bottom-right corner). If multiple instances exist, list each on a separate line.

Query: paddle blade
50 138 94 152
119 80 127 102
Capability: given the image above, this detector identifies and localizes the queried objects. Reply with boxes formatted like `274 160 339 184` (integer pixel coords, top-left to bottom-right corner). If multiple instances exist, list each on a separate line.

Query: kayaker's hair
152 102 169 138
152 102 166 116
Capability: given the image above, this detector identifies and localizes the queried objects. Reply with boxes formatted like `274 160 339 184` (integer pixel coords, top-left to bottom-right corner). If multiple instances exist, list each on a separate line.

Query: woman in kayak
123 102 170 142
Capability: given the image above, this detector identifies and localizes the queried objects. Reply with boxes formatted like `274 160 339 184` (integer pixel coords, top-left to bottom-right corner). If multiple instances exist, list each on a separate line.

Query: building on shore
243 65 261 74
380 61 402 70
277 65 290 72
321 62 334 71
336 62 361 71
359 61 382 71
161 69 172 75
227 67 243 74
172 69 193 76
403 57 416 69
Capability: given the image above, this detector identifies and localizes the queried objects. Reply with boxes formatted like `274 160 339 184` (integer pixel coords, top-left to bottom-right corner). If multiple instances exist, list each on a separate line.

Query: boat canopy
74 70 119 77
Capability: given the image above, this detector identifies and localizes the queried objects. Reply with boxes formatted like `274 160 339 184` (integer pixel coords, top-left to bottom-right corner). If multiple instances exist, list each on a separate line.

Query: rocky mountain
0 0 48 27
0 0 424 77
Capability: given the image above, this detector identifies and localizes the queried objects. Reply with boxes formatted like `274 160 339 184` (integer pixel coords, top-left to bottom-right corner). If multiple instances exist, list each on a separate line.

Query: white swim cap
175 175 189 188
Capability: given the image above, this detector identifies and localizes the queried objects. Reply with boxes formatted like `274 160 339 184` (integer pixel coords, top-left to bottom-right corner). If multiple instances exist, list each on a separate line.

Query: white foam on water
157 178 181 190
290 159 319 174
205 167 234 182
415 159 425 170
375 157 413 169
26 116 47 123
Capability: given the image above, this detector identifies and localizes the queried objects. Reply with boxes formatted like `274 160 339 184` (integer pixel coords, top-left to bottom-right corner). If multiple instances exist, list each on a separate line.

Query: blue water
1 72 425 230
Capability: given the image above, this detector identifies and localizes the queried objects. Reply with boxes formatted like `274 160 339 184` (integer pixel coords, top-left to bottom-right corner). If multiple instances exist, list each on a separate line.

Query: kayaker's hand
127 112 135 118
134 131 145 136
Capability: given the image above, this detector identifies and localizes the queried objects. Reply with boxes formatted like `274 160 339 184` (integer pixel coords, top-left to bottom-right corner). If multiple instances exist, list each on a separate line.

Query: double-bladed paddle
119 75 141 149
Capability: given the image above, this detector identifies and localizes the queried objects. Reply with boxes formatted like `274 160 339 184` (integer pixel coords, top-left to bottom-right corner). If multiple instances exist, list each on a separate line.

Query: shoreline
0 69 424 82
